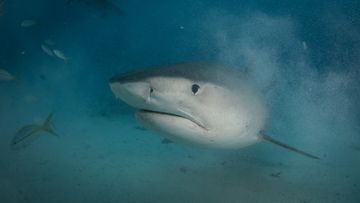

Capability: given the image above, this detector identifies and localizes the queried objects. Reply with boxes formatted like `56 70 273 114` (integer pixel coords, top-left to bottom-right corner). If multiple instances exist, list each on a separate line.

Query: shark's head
109 62 268 149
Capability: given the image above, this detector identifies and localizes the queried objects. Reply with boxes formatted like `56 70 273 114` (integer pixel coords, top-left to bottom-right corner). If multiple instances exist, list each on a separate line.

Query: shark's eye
150 88 154 93
192 84 200 95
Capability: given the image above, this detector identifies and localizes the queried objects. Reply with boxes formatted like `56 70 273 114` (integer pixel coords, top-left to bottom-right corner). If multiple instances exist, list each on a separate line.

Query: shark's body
109 62 319 159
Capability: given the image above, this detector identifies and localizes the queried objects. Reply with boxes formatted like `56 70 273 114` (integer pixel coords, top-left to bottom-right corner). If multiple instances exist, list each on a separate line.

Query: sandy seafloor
0 97 359 203
1 0 360 203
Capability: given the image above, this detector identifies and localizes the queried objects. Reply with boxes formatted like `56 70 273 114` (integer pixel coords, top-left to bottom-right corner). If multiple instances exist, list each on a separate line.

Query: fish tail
42 112 58 136
44 112 53 124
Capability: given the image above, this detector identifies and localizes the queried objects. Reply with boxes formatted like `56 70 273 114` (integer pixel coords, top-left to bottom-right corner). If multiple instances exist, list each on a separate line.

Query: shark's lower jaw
137 109 208 131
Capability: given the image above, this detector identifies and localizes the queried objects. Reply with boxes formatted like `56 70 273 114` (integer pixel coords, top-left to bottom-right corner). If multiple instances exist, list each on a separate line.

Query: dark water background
0 0 359 202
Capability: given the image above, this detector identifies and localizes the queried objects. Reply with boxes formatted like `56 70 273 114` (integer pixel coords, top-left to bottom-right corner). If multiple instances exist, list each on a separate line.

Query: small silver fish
20 19 37 28
0 69 16 81
41 44 54 56
53 49 68 61
11 113 58 149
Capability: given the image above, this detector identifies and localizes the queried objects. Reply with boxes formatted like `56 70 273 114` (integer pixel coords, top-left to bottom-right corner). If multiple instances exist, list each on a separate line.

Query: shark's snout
109 72 209 134
109 77 152 110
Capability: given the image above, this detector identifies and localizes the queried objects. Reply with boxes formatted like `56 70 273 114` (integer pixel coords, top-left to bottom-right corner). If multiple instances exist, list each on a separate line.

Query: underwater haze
0 0 360 202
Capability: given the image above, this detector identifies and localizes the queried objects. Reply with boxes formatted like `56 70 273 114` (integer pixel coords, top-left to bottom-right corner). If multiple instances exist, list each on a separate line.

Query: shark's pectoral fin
258 131 320 160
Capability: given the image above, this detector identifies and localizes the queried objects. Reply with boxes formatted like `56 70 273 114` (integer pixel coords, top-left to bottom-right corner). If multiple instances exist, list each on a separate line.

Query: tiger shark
109 62 319 159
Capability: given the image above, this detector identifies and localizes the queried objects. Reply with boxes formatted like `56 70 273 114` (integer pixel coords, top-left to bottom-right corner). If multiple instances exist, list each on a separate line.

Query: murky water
0 1 359 202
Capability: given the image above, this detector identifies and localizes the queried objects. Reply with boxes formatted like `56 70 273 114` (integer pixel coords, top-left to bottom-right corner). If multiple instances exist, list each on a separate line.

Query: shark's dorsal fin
259 131 320 160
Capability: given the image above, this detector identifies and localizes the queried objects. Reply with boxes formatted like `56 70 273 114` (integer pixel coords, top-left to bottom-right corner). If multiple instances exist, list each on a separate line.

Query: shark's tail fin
41 112 58 136
259 132 320 160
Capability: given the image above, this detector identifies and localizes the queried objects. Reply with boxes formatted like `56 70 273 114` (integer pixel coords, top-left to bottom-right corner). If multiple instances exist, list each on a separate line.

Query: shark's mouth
138 109 208 131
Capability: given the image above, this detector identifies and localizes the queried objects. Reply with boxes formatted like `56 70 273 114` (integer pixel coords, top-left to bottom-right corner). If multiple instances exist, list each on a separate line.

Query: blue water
0 0 359 202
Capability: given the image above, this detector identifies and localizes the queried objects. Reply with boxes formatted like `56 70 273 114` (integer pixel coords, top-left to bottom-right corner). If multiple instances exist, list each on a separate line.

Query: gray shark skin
109 62 319 159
